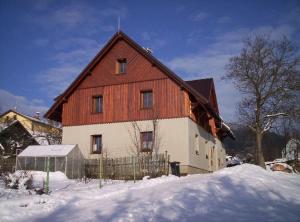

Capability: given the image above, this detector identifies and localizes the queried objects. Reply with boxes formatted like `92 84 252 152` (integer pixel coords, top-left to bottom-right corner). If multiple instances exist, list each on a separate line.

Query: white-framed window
91 135 102 154
141 131 153 152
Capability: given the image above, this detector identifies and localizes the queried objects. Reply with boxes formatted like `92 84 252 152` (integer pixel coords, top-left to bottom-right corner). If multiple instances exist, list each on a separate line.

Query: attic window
116 58 127 74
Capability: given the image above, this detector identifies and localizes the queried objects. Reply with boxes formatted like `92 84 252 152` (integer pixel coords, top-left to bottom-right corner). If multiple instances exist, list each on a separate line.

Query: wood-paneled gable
60 37 192 126
78 40 167 89
62 78 188 126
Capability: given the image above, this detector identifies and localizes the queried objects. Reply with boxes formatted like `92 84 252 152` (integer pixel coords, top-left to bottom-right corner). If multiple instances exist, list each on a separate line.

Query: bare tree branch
224 34 300 168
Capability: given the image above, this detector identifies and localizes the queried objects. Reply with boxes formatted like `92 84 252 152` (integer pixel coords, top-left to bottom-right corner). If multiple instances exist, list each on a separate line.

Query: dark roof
186 78 213 101
0 120 40 149
44 31 221 122
0 120 32 138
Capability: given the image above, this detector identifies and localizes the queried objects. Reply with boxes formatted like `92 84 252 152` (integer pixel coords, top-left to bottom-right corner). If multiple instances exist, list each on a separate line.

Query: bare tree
127 117 162 156
31 127 62 145
224 35 300 168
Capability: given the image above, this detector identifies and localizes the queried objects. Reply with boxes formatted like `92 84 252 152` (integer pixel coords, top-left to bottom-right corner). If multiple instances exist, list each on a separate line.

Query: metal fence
85 153 170 180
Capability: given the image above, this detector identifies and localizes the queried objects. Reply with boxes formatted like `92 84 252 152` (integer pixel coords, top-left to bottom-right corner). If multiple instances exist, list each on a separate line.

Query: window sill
140 107 153 110
91 151 102 154
140 149 152 153
91 112 103 115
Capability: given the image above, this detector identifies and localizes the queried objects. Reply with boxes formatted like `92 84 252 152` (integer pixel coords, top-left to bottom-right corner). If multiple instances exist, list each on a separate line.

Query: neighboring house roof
45 31 221 122
0 109 51 127
186 78 220 114
0 120 48 145
185 78 213 101
18 145 76 157
0 120 32 138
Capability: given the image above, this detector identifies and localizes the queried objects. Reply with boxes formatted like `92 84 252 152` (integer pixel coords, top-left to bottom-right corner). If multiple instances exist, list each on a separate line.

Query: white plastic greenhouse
16 145 84 179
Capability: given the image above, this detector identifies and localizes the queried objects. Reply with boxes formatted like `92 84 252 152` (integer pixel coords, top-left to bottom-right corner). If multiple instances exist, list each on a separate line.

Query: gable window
91 135 102 154
116 58 127 74
141 131 153 152
141 90 153 109
92 96 103 113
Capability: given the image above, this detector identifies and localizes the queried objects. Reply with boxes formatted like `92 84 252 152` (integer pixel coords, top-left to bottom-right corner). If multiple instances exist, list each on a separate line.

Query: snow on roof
18 145 76 157
221 122 235 139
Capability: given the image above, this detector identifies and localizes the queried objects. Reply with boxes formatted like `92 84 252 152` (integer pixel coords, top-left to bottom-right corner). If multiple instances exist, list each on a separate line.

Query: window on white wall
91 135 102 154
194 134 200 155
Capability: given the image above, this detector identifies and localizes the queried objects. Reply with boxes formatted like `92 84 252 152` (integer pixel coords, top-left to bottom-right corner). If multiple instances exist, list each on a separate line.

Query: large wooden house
45 31 234 173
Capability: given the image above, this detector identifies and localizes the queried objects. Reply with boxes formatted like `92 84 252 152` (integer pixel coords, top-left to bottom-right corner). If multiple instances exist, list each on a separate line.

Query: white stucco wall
62 118 189 165
62 117 226 173
187 118 226 172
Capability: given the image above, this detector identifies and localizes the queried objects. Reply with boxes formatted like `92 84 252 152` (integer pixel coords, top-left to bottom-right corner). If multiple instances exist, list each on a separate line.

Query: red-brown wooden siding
62 79 189 126
61 39 194 126
78 40 166 89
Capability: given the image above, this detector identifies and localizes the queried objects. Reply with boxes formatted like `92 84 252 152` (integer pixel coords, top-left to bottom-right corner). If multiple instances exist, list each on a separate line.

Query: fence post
99 152 103 189
133 156 136 183
45 156 50 194
164 150 168 175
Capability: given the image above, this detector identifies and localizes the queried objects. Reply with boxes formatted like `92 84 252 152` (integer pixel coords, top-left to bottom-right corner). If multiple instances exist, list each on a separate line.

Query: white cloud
189 12 209 22
33 38 50 47
0 89 48 116
37 65 82 98
167 25 296 121
52 37 102 50
37 37 102 97
217 16 231 24
141 32 166 50
25 3 127 32
27 3 128 98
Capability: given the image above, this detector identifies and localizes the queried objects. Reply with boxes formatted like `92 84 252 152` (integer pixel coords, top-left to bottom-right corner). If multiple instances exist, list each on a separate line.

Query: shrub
3 171 33 190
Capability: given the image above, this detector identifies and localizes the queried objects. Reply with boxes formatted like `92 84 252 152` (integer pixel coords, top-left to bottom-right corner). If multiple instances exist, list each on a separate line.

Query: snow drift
1 164 300 222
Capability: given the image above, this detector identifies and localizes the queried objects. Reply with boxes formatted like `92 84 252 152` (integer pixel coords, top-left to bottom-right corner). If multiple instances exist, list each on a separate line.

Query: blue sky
0 0 299 121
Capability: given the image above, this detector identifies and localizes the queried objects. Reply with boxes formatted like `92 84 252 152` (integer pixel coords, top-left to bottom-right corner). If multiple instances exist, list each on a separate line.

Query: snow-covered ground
1 164 300 222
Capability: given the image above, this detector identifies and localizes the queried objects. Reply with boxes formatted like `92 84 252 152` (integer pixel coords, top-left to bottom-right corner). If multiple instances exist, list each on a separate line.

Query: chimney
34 112 40 120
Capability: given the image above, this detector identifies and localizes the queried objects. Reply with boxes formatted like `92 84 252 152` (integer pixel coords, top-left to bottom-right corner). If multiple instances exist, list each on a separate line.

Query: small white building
16 145 84 179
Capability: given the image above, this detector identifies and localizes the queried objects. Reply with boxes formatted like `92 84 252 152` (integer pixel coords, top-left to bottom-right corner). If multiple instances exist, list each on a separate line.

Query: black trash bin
170 161 180 177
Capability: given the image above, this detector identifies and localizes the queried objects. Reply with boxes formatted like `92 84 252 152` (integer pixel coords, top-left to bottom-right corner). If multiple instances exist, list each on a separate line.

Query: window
211 147 214 166
91 135 102 154
141 90 153 109
116 58 127 74
194 134 199 155
141 131 153 152
92 96 103 113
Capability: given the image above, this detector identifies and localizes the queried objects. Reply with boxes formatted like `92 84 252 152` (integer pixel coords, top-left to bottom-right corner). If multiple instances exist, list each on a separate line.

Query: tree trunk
256 131 266 169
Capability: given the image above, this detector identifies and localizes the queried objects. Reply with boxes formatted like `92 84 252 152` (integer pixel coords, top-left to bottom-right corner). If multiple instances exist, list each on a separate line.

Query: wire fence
85 153 170 180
